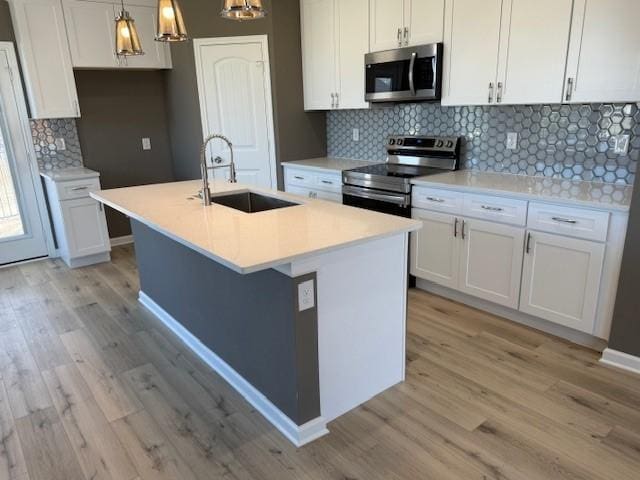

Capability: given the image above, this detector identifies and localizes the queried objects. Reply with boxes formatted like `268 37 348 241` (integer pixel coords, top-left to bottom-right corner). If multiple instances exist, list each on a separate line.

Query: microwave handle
408 52 417 96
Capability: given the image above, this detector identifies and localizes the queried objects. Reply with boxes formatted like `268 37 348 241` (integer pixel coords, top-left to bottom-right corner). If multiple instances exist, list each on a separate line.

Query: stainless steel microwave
365 43 443 103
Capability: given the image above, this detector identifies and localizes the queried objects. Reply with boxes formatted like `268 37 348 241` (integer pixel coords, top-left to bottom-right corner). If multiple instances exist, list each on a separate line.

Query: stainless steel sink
210 191 299 213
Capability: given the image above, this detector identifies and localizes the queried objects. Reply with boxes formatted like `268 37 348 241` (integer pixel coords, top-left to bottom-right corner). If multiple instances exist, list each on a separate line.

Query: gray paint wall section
132 220 321 425
164 0 326 184
609 174 640 357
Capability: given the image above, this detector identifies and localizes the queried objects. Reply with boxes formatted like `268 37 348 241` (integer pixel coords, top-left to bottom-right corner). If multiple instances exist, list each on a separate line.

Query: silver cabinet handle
403 27 409 46
321 180 333 185
453 217 458 238
488 82 494 103
294 175 305 180
481 205 503 212
335 92 339 108
461 220 466 240
526 232 532 254
552 216 578 224
71 186 89 191
397 27 403 47
408 52 417 96
565 77 574 102
330 93 335 108
496 82 503 103
426 196 445 203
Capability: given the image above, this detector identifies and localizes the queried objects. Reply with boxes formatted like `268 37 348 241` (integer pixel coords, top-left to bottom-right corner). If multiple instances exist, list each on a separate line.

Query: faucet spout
200 133 236 206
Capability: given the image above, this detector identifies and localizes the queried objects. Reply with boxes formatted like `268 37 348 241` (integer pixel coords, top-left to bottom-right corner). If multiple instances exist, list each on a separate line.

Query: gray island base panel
132 220 321 426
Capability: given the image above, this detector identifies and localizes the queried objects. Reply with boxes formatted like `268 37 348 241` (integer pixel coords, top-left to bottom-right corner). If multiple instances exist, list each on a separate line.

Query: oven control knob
446 141 454 148
397 139 403 146
435 140 444 148
388 138 395 145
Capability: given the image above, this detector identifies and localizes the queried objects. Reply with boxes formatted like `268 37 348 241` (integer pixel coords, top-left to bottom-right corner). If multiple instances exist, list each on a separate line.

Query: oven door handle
408 52 417 96
342 185 409 206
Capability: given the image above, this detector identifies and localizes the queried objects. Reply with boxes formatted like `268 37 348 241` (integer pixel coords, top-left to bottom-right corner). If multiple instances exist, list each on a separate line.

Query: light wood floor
1 245 640 480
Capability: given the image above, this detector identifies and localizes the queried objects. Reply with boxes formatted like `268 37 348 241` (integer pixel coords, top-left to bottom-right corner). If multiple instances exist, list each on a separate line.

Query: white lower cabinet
458 218 524 309
283 166 343 203
520 231 604 333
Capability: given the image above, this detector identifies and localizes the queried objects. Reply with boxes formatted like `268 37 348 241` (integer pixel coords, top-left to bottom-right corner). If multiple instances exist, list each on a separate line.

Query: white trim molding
138 291 329 447
600 348 640 375
110 234 134 247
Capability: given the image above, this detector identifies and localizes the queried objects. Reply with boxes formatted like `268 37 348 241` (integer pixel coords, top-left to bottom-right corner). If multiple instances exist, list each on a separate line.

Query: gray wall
133 220 321 425
75 70 175 237
609 174 640 356
0 1 14 41
165 0 326 184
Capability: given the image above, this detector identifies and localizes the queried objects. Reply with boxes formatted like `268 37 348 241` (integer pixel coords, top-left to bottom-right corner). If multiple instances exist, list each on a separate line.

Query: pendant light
155 0 188 42
115 0 144 56
220 0 267 20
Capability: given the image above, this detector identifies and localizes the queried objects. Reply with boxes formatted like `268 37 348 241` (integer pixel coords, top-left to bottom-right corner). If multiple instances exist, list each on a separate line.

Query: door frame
193 35 278 189
0 41 55 263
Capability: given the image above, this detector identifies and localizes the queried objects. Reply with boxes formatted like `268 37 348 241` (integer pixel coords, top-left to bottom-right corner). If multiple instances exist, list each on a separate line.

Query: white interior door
458 218 525 309
0 46 49 264
195 36 276 188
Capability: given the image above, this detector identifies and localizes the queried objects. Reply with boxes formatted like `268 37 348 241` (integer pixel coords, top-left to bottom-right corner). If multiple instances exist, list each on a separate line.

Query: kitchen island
92 180 420 446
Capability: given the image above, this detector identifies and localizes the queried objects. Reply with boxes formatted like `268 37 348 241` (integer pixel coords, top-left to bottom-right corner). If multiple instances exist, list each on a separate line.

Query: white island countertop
412 170 633 212
92 180 420 274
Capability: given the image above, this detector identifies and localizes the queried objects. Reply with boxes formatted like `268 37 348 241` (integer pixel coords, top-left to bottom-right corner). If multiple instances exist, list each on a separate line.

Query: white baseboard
110 234 134 247
600 348 640 375
138 291 329 447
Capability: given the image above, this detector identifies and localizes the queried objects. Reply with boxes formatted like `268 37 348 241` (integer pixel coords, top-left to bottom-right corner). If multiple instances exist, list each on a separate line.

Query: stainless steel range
342 135 461 217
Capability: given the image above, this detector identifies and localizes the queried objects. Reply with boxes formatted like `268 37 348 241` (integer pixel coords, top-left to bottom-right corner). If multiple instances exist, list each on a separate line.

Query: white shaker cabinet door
404 0 444 47
442 0 502 106
564 0 640 103
300 0 336 110
122 5 172 69
497 0 573 105
63 0 119 68
60 197 111 258
410 209 459 289
457 218 525 309
520 231 604 334
8 0 80 118
335 0 369 109
369 0 405 52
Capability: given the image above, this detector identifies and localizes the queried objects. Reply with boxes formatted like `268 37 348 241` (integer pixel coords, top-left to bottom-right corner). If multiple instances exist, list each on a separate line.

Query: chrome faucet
199 133 237 206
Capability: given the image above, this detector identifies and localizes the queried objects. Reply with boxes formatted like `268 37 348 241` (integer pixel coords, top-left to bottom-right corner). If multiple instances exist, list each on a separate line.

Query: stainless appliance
342 135 460 217
365 43 443 103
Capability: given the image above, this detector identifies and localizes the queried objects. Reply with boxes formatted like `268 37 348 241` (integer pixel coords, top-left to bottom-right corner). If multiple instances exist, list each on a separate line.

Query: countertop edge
410 178 631 213
40 168 101 182
91 191 420 274
281 158 374 174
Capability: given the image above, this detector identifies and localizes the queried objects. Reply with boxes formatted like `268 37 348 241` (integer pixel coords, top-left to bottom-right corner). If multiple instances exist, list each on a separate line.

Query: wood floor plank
0 380 28 480
15 406 85 480
12 283 82 335
42 363 138 480
602 426 640 463
60 329 142 422
0 328 52 419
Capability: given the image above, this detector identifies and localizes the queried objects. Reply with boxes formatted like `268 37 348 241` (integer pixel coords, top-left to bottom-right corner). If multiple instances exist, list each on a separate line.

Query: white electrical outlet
506 132 518 150
54 138 66 150
298 279 315 312
352 128 360 142
142 137 152 150
614 135 630 155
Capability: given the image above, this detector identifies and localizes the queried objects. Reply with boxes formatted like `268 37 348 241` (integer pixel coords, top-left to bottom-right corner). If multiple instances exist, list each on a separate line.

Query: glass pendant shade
220 0 267 20
115 9 144 56
156 0 188 42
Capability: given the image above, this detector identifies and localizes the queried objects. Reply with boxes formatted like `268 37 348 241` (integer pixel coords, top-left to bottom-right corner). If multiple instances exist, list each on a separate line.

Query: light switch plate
506 132 518 150
352 128 360 142
298 279 315 312
54 138 66 151
142 137 152 150
614 135 630 155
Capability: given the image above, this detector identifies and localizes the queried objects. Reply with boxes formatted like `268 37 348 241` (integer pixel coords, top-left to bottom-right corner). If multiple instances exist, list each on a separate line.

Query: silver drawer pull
426 196 445 203
71 186 89 191
321 180 333 185
552 216 578 224
294 176 305 180
481 205 504 212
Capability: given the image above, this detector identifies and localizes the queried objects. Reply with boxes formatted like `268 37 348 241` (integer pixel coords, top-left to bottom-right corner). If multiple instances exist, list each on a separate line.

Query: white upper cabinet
8 0 80 118
564 0 640 103
496 0 573 105
63 0 119 68
370 0 444 52
442 0 502 106
121 5 172 69
301 0 368 110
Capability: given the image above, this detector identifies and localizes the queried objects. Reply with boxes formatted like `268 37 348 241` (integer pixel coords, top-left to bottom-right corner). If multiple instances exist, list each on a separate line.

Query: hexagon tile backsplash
30 119 84 171
327 103 640 185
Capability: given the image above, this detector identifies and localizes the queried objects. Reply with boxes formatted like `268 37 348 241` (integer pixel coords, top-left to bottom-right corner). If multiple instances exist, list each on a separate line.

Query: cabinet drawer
314 172 342 193
284 168 314 187
285 184 342 203
527 202 610 242
56 178 101 200
412 187 463 214
462 193 527 226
